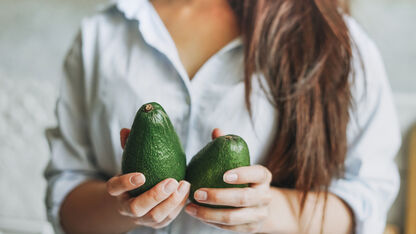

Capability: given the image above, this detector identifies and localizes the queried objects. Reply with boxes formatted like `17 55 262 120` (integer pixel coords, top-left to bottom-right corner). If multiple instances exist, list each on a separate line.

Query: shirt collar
113 0 242 49
112 0 243 85
114 0 148 21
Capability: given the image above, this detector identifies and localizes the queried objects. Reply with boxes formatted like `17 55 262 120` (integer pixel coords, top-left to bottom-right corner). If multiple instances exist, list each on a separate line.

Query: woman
44 0 401 233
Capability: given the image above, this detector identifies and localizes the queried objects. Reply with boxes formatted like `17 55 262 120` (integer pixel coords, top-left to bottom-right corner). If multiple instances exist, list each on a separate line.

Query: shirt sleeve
44 31 104 233
329 19 401 234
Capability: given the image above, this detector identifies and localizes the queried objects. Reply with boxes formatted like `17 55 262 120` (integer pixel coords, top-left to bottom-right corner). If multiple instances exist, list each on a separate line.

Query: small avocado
122 102 186 196
186 135 250 208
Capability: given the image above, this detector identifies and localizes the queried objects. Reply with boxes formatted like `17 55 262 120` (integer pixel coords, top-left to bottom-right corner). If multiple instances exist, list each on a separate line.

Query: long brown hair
229 0 353 213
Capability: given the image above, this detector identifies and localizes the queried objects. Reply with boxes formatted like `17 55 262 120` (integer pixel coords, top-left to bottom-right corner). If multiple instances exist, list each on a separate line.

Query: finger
118 193 135 216
193 187 272 207
152 195 188 228
163 190 189 221
107 173 145 196
142 181 190 223
120 128 131 149
146 183 190 228
206 222 263 233
185 203 268 226
211 128 224 140
127 178 179 217
223 165 272 186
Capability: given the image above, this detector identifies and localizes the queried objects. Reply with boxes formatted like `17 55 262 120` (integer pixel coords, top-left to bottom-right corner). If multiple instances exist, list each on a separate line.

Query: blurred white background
0 0 415 233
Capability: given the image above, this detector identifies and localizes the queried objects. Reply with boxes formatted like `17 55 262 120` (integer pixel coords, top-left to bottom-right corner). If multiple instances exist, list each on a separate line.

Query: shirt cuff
329 179 387 234
45 172 103 234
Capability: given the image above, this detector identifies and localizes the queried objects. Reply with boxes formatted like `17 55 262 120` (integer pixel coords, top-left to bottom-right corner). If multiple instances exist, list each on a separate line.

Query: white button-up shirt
45 0 401 233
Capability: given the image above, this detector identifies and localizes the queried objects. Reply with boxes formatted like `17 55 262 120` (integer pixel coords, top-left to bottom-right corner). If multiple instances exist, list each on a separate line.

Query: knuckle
117 207 126 216
129 202 142 217
209 191 220 203
132 218 143 226
239 188 251 206
266 170 273 182
153 220 171 229
166 210 180 222
171 192 183 204
247 223 260 233
149 187 165 203
149 211 164 223
166 213 175 221
261 167 269 181
106 179 115 194
222 212 233 224
257 165 272 182
106 185 113 195
194 208 203 218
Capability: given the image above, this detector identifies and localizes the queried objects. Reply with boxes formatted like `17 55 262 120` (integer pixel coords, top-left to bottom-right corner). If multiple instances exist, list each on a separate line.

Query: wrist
101 182 141 231
92 180 140 232
259 187 354 234
258 187 299 234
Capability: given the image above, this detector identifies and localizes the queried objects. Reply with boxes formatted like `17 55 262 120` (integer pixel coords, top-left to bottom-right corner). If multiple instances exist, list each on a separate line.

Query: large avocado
186 135 250 208
122 102 186 196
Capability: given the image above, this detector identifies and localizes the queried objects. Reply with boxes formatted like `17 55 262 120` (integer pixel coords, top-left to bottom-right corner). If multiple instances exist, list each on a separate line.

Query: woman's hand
105 128 190 229
185 129 273 233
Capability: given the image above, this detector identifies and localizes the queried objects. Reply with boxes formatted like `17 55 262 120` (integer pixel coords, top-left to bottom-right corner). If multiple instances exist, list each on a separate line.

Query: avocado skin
186 135 250 208
122 102 186 197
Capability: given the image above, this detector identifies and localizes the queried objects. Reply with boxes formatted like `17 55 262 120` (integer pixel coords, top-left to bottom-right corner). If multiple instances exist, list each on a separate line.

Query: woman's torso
83 1 278 233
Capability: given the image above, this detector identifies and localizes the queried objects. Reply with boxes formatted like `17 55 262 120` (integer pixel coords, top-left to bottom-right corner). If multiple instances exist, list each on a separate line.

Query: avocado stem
225 135 233 140
144 104 153 112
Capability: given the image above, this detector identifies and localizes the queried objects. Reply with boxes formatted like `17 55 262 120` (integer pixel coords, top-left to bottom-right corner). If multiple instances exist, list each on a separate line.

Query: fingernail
194 190 207 201
130 174 144 186
178 181 190 195
186 206 197 216
164 180 179 194
224 173 238 182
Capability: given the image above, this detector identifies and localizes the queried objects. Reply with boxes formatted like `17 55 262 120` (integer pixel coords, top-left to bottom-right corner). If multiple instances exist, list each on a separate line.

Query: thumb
211 128 224 140
120 128 131 149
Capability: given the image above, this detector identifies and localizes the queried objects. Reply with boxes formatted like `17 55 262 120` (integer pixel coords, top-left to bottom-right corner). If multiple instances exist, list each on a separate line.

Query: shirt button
185 96 191 105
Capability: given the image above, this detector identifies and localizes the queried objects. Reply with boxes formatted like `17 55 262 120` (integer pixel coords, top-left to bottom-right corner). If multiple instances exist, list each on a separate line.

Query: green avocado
121 102 186 197
186 135 251 208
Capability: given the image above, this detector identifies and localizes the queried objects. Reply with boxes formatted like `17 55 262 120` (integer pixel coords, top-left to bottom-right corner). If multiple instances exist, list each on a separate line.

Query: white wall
0 0 104 232
0 0 414 233
352 0 416 93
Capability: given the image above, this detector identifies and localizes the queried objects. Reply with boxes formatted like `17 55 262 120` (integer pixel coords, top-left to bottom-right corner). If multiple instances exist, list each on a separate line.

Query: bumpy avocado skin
186 135 250 208
122 102 186 197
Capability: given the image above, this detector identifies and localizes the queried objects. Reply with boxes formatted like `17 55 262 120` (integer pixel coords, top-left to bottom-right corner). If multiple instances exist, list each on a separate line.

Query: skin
151 0 240 79
185 131 354 233
62 128 353 233
60 0 353 233
60 128 190 233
